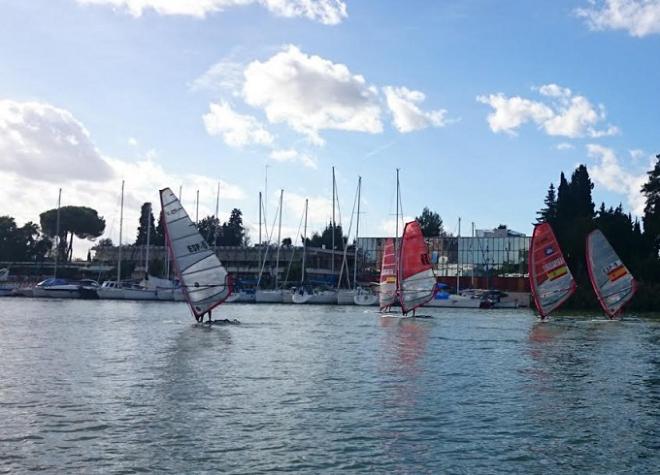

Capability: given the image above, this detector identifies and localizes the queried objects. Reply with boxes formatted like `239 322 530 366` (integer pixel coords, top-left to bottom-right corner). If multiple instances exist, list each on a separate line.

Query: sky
1 0 659 256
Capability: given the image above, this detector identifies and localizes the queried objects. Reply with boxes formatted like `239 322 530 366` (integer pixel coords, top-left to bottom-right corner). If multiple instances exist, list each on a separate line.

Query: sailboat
159 187 235 323
586 229 637 318
255 189 286 303
398 220 437 315
528 222 576 319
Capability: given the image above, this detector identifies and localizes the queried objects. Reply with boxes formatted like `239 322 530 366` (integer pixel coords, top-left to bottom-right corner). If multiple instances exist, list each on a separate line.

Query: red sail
399 221 436 313
379 238 397 310
529 223 576 318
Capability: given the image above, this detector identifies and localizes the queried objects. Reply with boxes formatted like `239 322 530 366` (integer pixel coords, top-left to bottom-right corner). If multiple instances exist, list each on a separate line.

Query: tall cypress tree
135 202 155 245
642 154 660 254
536 183 557 224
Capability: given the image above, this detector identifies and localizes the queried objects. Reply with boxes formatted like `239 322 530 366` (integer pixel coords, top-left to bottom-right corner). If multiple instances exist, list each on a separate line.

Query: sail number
187 241 209 253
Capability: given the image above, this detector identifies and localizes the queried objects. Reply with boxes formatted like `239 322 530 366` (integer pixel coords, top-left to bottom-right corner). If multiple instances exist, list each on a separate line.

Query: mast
471 221 475 287
145 202 151 277
258 191 262 273
332 166 336 278
195 189 199 224
214 182 220 248
178 185 183 206
301 198 308 285
353 176 361 290
117 180 124 283
395 169 400 286
54 188 62 278
456 217 461 293
274 189 284 289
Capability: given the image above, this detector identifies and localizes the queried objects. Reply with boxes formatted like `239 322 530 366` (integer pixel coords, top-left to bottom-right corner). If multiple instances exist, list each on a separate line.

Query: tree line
536 155 660 311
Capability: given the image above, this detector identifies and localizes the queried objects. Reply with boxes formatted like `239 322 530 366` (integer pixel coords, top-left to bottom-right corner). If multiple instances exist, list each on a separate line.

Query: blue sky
1 0 659 253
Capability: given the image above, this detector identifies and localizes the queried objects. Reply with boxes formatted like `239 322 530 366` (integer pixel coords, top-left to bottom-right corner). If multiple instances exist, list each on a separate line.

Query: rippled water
0 299 658 473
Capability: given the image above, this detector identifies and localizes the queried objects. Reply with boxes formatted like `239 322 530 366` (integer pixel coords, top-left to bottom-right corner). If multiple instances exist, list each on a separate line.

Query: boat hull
425 296 482 308
255 290 284 303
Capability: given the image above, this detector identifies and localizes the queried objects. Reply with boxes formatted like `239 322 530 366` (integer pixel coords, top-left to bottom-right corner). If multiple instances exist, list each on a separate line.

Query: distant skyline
1 0 659 255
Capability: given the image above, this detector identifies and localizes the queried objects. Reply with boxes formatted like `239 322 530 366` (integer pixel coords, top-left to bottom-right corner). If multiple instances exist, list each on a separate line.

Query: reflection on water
0 300 658 473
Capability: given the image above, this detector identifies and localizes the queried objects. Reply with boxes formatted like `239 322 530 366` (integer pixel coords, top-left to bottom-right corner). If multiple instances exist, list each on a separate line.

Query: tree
415 207 445 237
197 215 221 246
135 202 156 245
222 208 246 246
153 211 166 246
40 206 105 261
642 154 660 254
305 223 345 250
536 183 557 224
282 237 292 247
0 216 51 261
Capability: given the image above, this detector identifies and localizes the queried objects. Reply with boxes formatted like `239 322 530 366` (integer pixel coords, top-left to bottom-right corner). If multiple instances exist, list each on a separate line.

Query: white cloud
383 86 448 133
0 99 113 183
190 59 245 96
242 45 383 145
76 0 347 24
576 0 660 37
1 99 246 257
477 84 618 138
128 137 138 146
379 216 416 236
203 100 274 148
284 191 334 230
586 144 648 214
556 142 574 150
269 148 318 168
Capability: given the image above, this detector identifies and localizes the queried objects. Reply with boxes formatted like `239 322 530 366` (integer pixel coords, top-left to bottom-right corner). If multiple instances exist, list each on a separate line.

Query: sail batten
160 187 232 318
529 223 576 318
398 221 436 314
586 229 636 318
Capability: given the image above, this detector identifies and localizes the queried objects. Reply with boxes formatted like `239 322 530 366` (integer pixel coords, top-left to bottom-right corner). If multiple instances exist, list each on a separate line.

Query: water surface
0 300 658 473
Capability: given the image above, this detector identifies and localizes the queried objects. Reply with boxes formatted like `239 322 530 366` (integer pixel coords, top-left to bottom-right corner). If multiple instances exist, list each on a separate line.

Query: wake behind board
200 319 241 326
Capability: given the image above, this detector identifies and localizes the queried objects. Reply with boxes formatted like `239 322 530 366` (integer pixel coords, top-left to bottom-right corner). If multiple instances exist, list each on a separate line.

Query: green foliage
415 207 445 237
40 206 105 261
305 223 345 250
642 154 660 255
282 237 292 247
0 216 51 261
196 208 247 247
536 183 556 224
135 202 156 245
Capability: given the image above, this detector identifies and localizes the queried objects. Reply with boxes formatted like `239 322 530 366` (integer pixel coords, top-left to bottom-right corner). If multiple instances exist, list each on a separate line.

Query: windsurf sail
160 187 232 319
586 229 636 318
379 238 397 310
398 221 436 314
529 223 576 318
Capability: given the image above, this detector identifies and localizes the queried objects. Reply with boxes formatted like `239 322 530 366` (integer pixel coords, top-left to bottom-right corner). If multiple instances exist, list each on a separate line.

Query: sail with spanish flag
379 238 397 310
529 222 576 318
586 229 637 318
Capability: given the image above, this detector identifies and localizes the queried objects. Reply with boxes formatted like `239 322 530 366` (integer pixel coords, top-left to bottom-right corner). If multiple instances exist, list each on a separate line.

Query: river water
0 299 658 473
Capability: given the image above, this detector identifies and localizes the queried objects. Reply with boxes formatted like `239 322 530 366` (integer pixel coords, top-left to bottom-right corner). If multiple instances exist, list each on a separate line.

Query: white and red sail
160 187 232 320
398 221 436 314
586 229 636 318
379 238 397 310
529 223 576 318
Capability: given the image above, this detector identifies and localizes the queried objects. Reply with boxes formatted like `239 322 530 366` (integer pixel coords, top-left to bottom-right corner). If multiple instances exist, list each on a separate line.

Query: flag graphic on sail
529 223 576 318
159 187 232 318
398 221 436 314
379 238 397 310
586 229 636 318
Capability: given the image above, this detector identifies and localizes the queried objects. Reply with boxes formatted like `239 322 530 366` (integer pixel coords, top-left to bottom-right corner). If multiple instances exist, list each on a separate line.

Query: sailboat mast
275 189 283 289
179 185 183 205
213 182 220 248
195 189 199 224
456 217 461 293
332 166 336 278
145 202 151 276
54 188 62 278
301 198 308 285
353 176 361 290
117 180 124 283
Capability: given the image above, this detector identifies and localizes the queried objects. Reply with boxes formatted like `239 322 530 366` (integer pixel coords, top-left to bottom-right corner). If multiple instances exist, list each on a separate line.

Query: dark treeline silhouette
536 157 660 311
416 207 446 237
196 208 248 247
305 222 346 250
